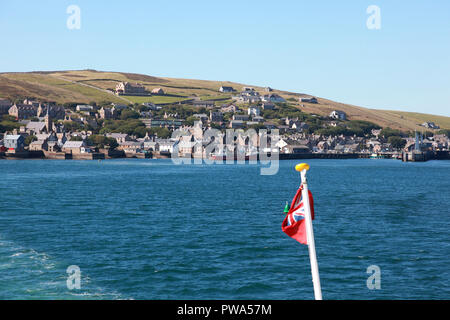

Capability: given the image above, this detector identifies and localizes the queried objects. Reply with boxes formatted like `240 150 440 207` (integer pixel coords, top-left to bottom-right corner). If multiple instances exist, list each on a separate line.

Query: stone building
62 140 89 154
219 86 235 93
29 140 48 151
37 104 65 119
8 104 38 119
151 88 165 95
193 101 214 109
115 82 147 95
99 107 117 120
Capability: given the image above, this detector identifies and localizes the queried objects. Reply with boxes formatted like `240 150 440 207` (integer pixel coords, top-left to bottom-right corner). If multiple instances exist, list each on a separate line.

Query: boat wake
0 235 126 300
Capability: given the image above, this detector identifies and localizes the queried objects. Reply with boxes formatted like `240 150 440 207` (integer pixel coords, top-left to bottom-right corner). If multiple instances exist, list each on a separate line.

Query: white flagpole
296 163 322 300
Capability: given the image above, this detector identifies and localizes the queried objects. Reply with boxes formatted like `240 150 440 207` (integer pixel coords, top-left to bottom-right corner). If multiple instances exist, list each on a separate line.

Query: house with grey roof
219 86 235 93
299 96 318 104
193 101 215 109
233 114 249 121
229 120 245 129
252 116 264 123
421 122 440 130
4 135 25 151
62 140 89 154
262 94 286 103
261 102 275 110
25 121 47 134
282 144 311 154
220 104 240 113
76 105 94 112
329 110 347 120
155 139 178 153
118 141 144 153
219 86 236 93
106 133 130 143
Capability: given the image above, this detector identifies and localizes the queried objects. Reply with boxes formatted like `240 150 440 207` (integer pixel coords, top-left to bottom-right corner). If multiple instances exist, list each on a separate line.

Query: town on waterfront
1 81 449 162
2 1 450 306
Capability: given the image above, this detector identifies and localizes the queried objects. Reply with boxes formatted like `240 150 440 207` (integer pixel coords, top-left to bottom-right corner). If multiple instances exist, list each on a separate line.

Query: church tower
45 106 53 133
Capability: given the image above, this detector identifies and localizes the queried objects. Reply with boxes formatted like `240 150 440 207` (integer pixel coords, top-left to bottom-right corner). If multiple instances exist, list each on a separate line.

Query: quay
1 149 449 162
402 150 450 162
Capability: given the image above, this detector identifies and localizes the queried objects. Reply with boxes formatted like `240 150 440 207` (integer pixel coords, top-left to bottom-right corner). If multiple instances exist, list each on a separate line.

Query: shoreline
2 151 449 161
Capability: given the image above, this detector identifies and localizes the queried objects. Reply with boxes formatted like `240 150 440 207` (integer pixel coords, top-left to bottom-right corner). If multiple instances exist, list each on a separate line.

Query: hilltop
0 69 449 131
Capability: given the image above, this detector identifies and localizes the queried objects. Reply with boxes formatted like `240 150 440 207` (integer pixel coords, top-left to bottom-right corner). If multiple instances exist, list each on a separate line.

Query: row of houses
2 123 449 158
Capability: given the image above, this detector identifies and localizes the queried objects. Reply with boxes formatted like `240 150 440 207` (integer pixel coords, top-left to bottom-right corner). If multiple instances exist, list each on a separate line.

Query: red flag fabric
281 186 314 245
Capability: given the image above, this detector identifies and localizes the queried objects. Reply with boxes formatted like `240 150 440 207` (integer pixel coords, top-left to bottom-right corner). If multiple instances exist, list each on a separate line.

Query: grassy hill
0 69 448 131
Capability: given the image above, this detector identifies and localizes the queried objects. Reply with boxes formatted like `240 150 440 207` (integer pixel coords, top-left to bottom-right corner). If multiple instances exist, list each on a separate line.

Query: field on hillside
0 70 448 131
123 95 191 104
0 72 127 104
383 111 450 131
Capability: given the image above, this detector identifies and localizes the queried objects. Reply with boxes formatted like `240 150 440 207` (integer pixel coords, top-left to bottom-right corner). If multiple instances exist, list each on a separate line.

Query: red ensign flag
281 186 314 245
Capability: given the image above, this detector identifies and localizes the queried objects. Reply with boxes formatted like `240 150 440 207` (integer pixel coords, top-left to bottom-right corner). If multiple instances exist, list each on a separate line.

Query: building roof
286 144 310 149
30 140 45 146
119 141 143 147
26 122 46 131
155 139 177 146
5 135 22 140
35 134 51 140
62 141 85 148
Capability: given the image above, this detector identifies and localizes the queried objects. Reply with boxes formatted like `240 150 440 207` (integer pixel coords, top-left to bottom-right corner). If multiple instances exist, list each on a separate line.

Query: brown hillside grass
0 70 448 131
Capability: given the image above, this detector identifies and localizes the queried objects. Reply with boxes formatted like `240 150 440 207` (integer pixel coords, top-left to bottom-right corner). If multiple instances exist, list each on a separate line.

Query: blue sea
0 159 449 300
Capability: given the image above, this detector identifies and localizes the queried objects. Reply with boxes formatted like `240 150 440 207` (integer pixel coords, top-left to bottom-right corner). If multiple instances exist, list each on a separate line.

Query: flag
282 186 314 245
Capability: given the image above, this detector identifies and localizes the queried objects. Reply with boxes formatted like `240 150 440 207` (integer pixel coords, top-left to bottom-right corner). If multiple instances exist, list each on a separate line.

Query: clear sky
1 0 449 116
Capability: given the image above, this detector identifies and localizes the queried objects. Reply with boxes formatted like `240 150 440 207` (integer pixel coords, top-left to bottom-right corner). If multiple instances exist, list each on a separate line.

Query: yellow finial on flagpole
295 163 310 172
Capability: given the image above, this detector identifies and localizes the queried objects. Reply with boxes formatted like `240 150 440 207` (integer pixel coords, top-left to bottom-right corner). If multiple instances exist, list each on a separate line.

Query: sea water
0 159 449 299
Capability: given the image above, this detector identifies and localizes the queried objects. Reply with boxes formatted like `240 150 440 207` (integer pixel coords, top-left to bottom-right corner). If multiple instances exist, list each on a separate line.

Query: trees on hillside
388 136 406 149
87 135 118 149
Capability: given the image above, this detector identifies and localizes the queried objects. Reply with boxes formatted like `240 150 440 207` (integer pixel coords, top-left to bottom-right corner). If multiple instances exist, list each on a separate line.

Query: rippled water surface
0 159 449 299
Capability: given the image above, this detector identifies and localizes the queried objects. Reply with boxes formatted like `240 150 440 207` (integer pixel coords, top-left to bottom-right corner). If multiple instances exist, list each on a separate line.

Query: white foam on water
0 234 127 300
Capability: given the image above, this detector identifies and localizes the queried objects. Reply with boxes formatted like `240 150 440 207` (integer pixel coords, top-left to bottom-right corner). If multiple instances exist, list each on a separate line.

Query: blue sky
1 0 449 116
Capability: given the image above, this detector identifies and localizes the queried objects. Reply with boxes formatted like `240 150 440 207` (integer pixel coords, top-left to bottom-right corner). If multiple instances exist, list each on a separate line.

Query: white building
219 86 235 93
76 105 94 112
261 94 285 103
329 110 347 120
248 106 260 117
